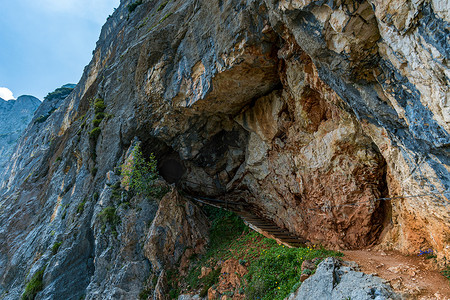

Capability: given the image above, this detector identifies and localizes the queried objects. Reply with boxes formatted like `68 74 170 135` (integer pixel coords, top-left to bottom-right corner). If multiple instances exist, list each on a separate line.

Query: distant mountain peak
16 95 41 103
0 93 40 177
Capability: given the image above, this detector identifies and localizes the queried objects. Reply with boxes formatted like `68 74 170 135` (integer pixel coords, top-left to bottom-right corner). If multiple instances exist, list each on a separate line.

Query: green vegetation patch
111 182 122 202
98 207 120 237
92 118 102 127
93 98 106 114
88 98 107 160
121 144 168 198
157 0 169 11
139 289 151 300
181 207 342 299
442 266 450 281
22 266 46 300
51 241 62 255
35 107 57 124
77 198 87 215
245 244 342 300
89 127 101 141
160 12 173 23
199 268 221 297
92 98 106 128
44 87 74 101
127 0 143 13
167 269 181 299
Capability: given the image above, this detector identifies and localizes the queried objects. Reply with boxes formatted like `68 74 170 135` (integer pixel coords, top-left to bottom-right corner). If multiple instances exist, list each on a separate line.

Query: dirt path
343 250 450 299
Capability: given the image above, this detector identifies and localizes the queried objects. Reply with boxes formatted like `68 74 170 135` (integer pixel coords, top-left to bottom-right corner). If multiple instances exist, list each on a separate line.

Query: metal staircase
185 194 308 248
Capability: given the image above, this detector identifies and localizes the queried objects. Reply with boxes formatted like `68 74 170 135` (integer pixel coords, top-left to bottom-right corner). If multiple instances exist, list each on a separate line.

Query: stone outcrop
0 95 40 179
143 188 209 273
207 258 247 300
287 257 400 300
0 0 448 298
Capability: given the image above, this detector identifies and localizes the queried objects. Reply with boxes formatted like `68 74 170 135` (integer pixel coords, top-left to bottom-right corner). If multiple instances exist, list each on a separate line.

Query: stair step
275 234 297 238
189 196 307 246
250 224 277 228
278 237 304 242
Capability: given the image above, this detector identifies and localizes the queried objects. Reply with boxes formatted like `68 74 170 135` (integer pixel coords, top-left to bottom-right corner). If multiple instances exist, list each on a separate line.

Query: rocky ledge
289 257 400 300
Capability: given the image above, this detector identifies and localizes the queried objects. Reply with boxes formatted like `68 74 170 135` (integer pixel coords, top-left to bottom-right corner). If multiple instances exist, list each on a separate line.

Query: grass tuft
98 207 120 237
157 0 169 11
77 198 87 215
22 266 46 300
442 266 450 281
51 242 62 255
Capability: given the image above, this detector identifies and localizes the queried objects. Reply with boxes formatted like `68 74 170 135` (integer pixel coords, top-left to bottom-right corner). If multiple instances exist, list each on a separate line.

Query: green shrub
93 98 106 114
95 112 105 120
98 207 120 236
77 199 86 214
44 87 74 101
52 242 62 255
121 144 162 198
127 0 143 13
92 119 102 127
157 0 169 11
22 266 46 300
89 127 101 140
93 192 100 201
111 182 122 202
89 98 106 150
34 108 57 124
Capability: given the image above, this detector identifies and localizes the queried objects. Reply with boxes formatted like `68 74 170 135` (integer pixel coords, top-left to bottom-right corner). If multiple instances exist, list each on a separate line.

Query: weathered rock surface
143 188 209 273
0 95 40 179
177 295 203 300
207 258 247 299
287 257 400 300
0 0 449 298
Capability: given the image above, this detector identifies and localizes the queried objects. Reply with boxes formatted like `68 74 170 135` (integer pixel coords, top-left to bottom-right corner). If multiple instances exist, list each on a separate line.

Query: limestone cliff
0 95 40 179
0 0 448 299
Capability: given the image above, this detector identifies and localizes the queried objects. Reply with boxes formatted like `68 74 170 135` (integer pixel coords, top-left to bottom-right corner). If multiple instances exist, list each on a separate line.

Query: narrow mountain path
187 194 450 299
343 250 450 299
186 195 307 247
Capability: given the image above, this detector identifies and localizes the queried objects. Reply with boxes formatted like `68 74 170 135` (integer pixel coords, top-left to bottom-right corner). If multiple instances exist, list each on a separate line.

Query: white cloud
0 87 15 100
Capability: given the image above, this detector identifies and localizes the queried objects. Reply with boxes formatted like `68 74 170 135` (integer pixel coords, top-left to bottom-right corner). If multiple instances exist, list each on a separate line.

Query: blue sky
0 0 120 100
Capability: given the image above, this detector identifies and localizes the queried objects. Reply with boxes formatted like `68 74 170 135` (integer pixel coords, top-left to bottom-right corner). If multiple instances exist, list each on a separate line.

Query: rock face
287 257 400 300
0 0 449 299
0 86 73 190
143 188 209 273
0 95 40 178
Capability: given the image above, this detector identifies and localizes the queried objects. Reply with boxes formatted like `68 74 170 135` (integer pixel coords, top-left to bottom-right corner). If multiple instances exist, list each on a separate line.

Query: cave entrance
158 156 185 184
139 137 185 184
